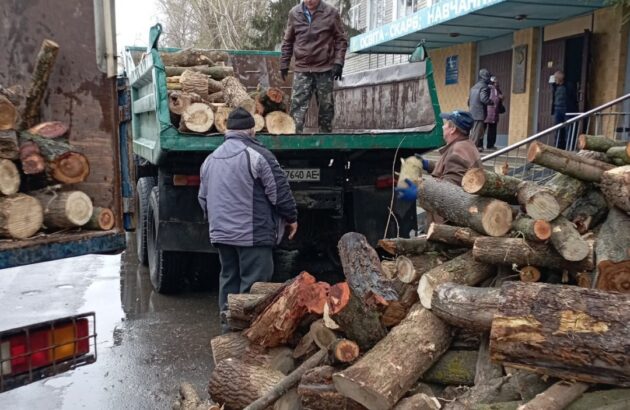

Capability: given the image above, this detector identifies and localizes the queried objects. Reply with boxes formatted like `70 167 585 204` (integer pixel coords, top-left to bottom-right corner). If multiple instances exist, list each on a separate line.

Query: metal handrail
481 92 630 162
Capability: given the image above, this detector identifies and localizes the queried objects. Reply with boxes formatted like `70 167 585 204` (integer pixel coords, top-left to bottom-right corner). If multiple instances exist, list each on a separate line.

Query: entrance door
479 50 513 136
537 38 565 132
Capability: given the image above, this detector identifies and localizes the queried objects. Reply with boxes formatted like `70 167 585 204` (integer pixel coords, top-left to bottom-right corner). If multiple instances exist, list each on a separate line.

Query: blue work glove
395 178 418 202
414 154 431 171
332 64 343 81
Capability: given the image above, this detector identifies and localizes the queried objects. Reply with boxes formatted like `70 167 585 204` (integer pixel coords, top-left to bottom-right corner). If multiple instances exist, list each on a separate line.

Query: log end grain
523 190 560 222
417 274 433 309
332 339 360 363
254 113 265 132
51 151 90 184
577 134 587 151
519 266 541 283
480 200 513 237
596 260 630 293
0 194 43 239
0 159 20 195
64 191 94 226
462 167 486 194
532 219 552 241
28 121 69 139
526 142 542 162
91 207 115 230
327 282 350 315
265 111 296 135
181 103 214 133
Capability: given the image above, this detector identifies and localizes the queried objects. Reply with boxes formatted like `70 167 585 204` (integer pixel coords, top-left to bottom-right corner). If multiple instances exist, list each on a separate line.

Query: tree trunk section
549 215 590 261
222 76 256 114
519 266 541 282
381 281 420 328
427 223 484 247
297 366 365 410
179 103 214 133
18 140 45 174
564 189 608 234
527 142 614 182
461 168 521 203
516 182 560 221
473 237 594 272
258 87 288 115
168 91 202 115
33 191 93 228
160 49 229 66
511 215 551 241
0 95 17 131
20 39 60 129
476 332 504 386
417 250 495 309
595 207 630 293
600 165 630 213
606 145 630 165
164 65 234 80
393 393 440 410
431 283 502 331
422 349 478 386
330 339 360 364
84 207 115 230
578 134 626 152
490 281 630 386
214 106 232 133
0 194 43 239
175 382 222 410
0 160 20 196
250 282 284 295
180 69 209 100
417 175 513 237
210 332 251 365
0 130 18 160
28 121 68 139
473 388 630 410
265 111 296 135
241 345 296 375
518 381 589 410
227 293 266 326
544 173 587 212
377 235 448 256
395 256 421 283
333 304 452 410
254 113 265 132
21 133 90 183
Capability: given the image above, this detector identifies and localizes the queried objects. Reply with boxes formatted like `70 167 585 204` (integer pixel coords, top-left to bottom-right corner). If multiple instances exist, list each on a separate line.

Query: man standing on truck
280 0 349 133
396 110 481 229
198 108 298 332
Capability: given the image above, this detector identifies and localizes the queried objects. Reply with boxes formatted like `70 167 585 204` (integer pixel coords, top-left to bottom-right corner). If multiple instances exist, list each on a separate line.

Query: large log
250 282 284 295
241 345 295 375
18 140 45 174
563 189 608 234
213 106 232 133
168 91 202 116
430 282 502 332
20 39 60 129
0 194 43 239
377 235 450 256
265 111 296 135
417 250 495 309
84 207 115 230
595 207 630 293
599 165 630 213
28 121 69 139
0 95 17 130
490 282 630 386
511 215 551 241
422 349 478 386
527 141 614 182
227 293 266 327
417 175 513 237
258 87 288 116
543 172 587 212
606 144 630 165
164 65 234 80
175 382 222 410
222 76 256 114
254 113 265 132
461 168 521 203
0 130 18 160
297 366 365 410
516 182 561 221
160 49 229 66
33 191 93 229
333 304 452 410
549 215 590 261
577 134 627 152
210 332 250 365
473 237 594 272
393 393 440 410
180 69 209 100
179 103 214 133
0 160 20 196
518 381 589 410
20 133 90 183
427 223 484 247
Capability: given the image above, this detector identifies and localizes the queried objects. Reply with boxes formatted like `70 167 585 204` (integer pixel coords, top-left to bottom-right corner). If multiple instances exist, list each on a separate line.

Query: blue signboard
349 0 505 53
445 55 458 85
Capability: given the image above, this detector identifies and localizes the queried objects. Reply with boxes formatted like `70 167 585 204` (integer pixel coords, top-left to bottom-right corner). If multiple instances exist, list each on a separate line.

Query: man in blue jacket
198 108 298 331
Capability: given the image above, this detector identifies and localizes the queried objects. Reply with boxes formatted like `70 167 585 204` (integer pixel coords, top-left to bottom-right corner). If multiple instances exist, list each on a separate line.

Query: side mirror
409 42 428 63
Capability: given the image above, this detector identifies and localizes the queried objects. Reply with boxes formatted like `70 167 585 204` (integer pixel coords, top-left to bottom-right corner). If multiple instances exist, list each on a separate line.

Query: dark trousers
470 120 487 148
554 111 567 150
216 244 273 321
290 71 335 133
485 122 497 149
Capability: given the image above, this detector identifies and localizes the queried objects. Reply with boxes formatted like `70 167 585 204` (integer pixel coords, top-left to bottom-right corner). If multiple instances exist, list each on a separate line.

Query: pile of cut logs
202 137 630 410
0 39 114 241
162 48 295 135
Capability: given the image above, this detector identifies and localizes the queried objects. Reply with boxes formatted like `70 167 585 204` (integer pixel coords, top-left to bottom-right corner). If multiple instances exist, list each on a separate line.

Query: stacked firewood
205 137 630 410
163 48 295 135
0 39 114 241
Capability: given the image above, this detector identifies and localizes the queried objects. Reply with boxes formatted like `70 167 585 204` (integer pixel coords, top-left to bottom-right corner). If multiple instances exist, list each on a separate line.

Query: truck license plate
286 168 320 182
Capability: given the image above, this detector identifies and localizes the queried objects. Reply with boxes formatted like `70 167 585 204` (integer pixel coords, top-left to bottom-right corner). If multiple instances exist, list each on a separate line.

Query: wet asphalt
0 234 221 410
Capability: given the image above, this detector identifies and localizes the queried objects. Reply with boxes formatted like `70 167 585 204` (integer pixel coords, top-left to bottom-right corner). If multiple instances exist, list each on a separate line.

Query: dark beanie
227 107 255 130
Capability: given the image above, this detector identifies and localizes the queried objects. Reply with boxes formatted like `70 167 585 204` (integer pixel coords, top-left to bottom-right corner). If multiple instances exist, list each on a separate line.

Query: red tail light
375 175 396 189
173 174 201 186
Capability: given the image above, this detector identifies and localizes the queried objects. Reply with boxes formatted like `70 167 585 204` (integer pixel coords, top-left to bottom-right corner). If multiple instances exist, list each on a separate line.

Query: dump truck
123 24 443 293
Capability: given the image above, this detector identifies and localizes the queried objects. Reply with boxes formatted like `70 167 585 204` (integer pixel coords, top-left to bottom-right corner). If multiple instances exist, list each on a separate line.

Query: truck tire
147 187 181 294
136 176 156 265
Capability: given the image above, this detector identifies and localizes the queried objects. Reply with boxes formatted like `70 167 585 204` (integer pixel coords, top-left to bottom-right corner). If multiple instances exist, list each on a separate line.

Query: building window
368 0 387 30
395 0 434 20
348 4 361 29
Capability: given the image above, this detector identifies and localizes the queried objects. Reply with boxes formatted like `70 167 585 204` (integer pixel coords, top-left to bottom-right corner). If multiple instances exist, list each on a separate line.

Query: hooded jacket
198 130 297 247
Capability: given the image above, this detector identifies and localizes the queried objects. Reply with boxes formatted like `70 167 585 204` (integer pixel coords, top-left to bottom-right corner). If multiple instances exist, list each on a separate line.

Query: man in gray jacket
468 68 492 151
198 108 298 330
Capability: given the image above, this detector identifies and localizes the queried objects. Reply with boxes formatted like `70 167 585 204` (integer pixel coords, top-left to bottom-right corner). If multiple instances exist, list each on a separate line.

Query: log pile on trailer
203 137 629 409
0 39 116 242
162 48 296 135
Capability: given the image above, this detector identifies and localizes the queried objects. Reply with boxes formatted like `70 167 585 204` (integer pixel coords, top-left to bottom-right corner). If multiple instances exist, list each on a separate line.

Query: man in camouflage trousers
280 0 348 133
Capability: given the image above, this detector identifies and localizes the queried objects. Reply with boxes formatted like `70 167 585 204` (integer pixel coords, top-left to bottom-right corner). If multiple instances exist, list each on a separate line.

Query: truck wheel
136 176 156 265
147 187 181 294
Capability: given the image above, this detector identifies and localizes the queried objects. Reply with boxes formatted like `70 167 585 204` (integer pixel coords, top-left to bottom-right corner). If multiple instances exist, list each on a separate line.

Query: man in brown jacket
396 110 481 228
280 0 348 133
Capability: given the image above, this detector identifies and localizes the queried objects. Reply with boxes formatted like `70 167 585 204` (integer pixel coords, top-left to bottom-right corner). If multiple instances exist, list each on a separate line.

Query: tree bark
563 189 608 234
160 49 229 66
18 140 45 174
265 111 296 135
473 388 630 410
417 250 495 309
258 87 288 115
600 165 630 213
430 283 502 332
461 168 521 203
168 91 203 116
333 304 452 410
393 393 440 410
595 207 630 293
227 293 266 326
20 39 60 129
27 121 69 139
241 345 295 375
180 69 209 100
417 175 513 237
473 237 594 272
511 215 551 241
20 133 90 184
0 130 18 160
427 223 484 247
377 235 449 256
297 366 365 410
179 103 214 133
175 382 221 410
543 172 587 213
84 207 115 230
516 182 560 222
165 65 234 80
578 134 627 152
549 215 590 261
210 332 251 365
527 142 614 182
518 381 589 410
490 282 630 386
0 95 17 131
250 282 284 295
0 194 43 239
33 191 93 228
422 349 478 386
606 144 630 165
0 160 20 196
381 281 419 328
222 76 256 114
476 332 504 386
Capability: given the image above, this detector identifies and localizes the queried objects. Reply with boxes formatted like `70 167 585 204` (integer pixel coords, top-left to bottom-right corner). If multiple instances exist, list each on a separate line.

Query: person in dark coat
484 76 504 150
552 70 578 150
468 68 492 151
